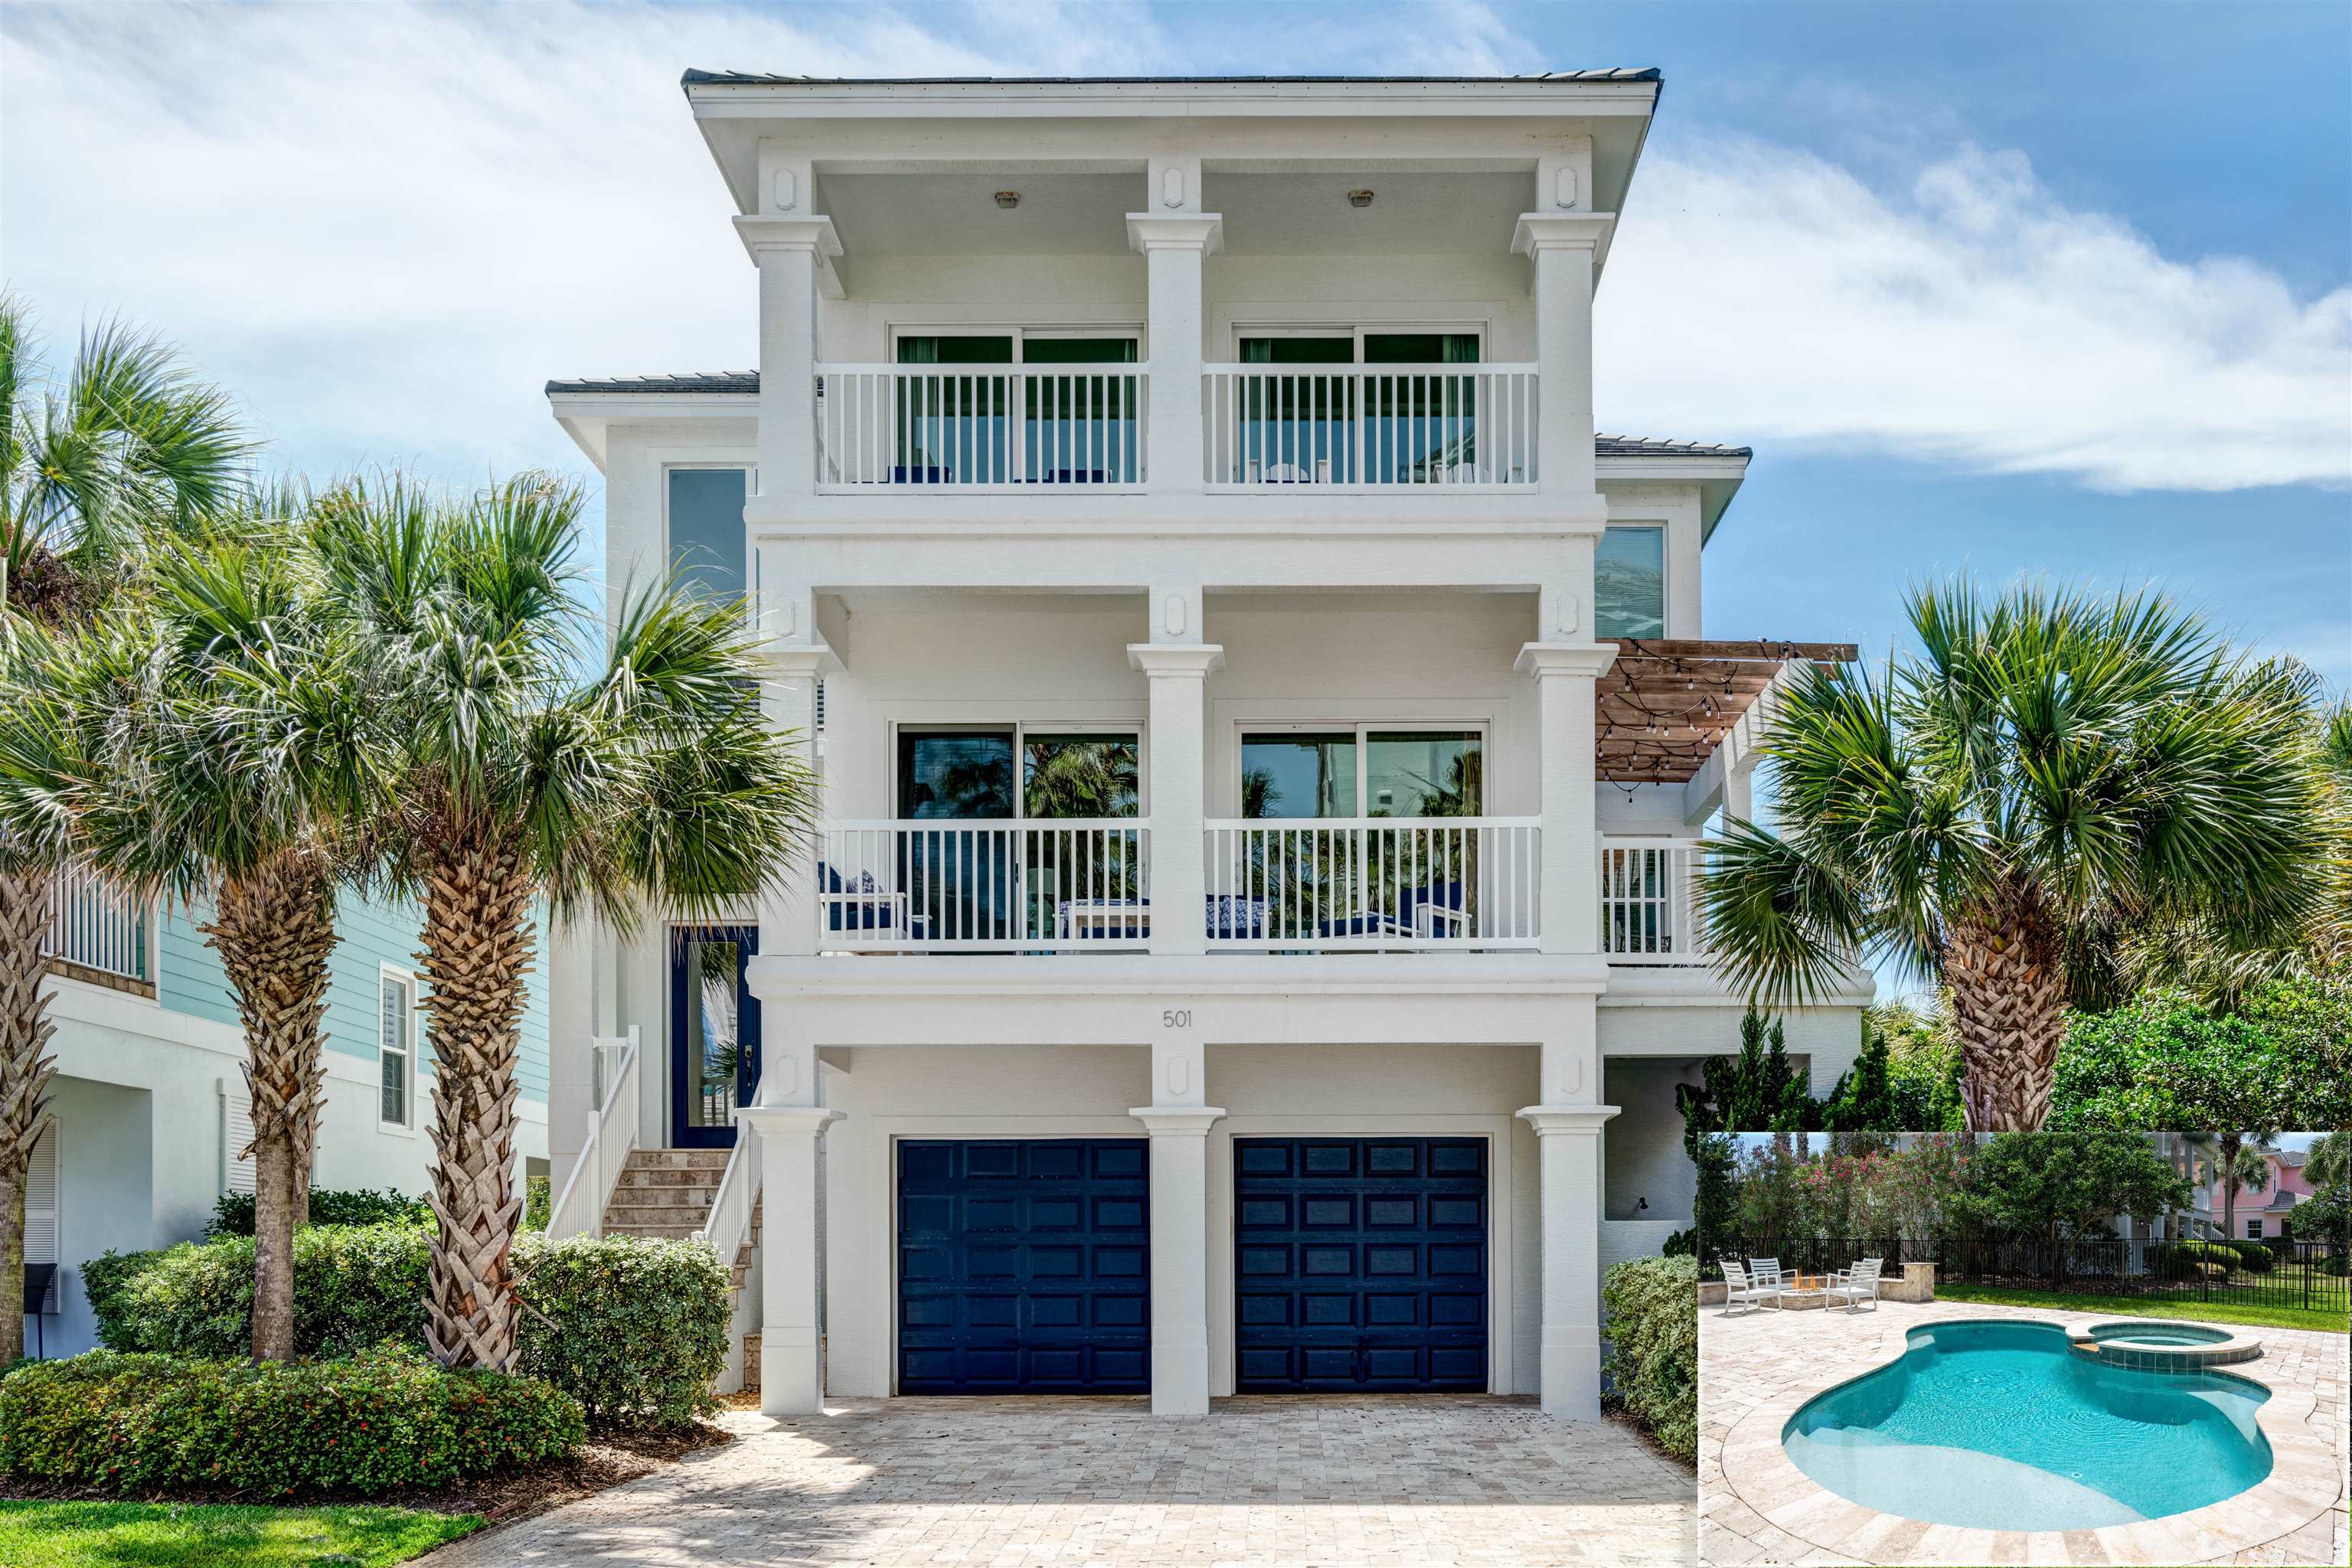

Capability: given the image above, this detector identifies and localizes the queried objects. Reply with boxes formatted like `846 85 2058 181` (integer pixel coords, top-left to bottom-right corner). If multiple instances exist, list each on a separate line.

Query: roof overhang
1594 449 1750 541
545 387 756 469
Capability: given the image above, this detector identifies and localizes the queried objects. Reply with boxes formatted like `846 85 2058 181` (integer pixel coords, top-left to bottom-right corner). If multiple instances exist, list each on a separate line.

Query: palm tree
0 300 250 1365
1699 581 2331 1131
309 472 816 1370
2201 1135 2279 1245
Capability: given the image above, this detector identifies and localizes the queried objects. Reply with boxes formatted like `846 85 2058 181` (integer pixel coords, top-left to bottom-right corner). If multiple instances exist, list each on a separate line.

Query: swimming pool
2087 1321 2233 1345
1782 1319 2272 1530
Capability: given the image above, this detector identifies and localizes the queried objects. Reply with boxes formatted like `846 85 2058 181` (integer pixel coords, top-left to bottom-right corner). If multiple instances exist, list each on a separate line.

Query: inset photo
1695 1131 2350 1566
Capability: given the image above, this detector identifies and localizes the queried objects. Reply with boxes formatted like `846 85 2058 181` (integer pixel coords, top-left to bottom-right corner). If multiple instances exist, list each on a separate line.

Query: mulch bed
0 1420 737 1524
1600 1396 1695 1471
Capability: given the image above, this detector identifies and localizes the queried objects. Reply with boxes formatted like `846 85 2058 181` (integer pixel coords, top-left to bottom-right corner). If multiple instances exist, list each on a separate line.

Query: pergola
1596 638 1859 785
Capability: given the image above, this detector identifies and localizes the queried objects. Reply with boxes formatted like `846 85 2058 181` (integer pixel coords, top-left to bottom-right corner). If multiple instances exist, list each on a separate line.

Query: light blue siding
159 892 550 1106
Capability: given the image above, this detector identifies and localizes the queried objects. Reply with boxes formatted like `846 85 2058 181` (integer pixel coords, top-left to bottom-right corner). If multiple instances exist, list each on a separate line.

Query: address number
1161 1009 1192 1029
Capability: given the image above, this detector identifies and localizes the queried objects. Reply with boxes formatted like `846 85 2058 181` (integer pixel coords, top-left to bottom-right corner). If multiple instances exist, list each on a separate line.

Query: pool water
2088 1321 2232 1345
1783 1320 2272 1530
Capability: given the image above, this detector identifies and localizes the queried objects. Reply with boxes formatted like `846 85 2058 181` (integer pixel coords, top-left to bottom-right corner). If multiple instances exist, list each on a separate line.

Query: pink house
2190 1148 2314 1240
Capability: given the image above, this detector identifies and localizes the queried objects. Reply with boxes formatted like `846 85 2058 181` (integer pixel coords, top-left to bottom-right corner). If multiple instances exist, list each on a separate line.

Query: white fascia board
685 80 1661 118
1596 454 1749 541
545 392 756 472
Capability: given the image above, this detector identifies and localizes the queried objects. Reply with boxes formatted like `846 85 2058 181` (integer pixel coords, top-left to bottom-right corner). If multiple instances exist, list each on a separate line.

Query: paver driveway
430 1394 1695 1566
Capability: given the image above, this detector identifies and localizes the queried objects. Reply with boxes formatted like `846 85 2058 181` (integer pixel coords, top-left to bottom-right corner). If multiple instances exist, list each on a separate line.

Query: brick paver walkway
431 1394 1696 1566
1698 1300 2349 1566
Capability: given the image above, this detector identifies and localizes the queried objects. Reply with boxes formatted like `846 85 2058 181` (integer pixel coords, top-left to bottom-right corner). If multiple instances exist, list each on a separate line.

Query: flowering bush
0 1343 583 1495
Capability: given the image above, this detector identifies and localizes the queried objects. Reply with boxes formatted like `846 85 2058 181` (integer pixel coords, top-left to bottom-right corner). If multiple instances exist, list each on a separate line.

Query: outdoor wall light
1348 188 1374 207
994 191 1021 208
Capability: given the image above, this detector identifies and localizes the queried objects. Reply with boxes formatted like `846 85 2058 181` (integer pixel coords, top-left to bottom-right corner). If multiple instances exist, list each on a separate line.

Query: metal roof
681 70 1661 88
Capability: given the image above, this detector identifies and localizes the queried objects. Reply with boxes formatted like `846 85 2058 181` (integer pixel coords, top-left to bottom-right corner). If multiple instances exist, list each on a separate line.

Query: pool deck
1699 1299 2348 1566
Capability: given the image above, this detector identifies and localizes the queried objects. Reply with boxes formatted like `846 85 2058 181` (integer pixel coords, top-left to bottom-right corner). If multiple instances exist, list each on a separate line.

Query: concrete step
603 1219 705 1240
613 1170 724 1194
603 1204 712 1229
604 1183 717 1208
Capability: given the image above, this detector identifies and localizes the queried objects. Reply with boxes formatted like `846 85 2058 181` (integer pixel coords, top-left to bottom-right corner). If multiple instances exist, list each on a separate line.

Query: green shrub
2156 1240 2239 1281
83 1230 728 1429
0 1343 583 1496
1601 1255 1697 1463
522 1174 550 1233
514 1235 731 1427
205 1188 432 1238
2317 1252 2349 1276
2225 1240 2276 1273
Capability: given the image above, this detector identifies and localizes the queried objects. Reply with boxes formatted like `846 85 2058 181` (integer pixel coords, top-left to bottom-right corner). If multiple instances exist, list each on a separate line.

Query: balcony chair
1313 881 1467 942
818 862 928 939
1824 1259 1883 1313
1049 895 1272 941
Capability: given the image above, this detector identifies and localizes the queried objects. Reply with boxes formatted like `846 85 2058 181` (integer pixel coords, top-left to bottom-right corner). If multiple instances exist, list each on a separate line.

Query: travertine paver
433 1394 1696 1566
1697 1299 2349 1566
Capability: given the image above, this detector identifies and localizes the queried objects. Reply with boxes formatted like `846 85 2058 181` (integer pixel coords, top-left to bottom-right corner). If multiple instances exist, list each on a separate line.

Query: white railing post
547 1027 639 1240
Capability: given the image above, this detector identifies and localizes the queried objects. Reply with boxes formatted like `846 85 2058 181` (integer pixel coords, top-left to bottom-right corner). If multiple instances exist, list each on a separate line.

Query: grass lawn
1936 1282 2350 1335
0 1500 480 1566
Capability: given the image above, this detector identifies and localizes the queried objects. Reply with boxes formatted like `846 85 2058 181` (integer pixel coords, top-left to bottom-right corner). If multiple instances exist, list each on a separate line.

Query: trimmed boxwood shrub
0 1343 583 1496
2155 1240 2239 1280
205 1187 433 1238
2224 1240 2276 1273
1601 1254 1697 1463
82 1228 729 1428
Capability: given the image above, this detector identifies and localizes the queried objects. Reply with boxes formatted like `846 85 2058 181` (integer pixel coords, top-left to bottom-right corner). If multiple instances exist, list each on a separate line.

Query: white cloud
1600 136 2352 491
5 2 2346 495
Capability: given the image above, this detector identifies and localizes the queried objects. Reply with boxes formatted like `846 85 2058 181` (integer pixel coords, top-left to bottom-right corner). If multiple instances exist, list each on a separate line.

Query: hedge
2155 1241 2239 1281
80 1228 729 1428
1601 1254 1697 1462
205 1188 433 1238
2223 1240 2275 1273
0 1343 583 1496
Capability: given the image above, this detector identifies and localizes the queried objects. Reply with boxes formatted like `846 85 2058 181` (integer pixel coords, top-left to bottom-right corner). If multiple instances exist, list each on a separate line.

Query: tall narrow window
667 468 747 603
380 970 415 1128
1595 525 1666 640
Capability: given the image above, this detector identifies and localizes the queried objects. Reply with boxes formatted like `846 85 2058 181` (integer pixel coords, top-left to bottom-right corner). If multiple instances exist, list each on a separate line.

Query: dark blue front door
897 1138 1150 1393
669 926 758 1148
1234 1137 1488 1392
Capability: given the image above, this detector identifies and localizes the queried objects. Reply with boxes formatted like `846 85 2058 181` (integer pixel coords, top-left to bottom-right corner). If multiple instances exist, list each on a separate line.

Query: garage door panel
1234 1135 1488 1393
897 1138 1150 1394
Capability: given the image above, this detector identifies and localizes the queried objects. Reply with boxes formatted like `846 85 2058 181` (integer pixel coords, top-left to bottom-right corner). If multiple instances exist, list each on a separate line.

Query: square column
1129 642 1223 954
734 215 841 501
737 1105 841 1416
1511 213 1613 498
757 638 837 960
1519 1000 1615 1421
1127 212 1221 492
1133 1034 1220 1416
1516 643 1616 954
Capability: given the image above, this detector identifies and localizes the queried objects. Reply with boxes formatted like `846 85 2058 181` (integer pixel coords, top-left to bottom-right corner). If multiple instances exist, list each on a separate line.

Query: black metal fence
1707 1235 2350 1316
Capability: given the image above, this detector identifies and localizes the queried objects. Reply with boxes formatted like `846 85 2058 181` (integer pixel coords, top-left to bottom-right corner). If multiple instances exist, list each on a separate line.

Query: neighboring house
541 70 1872 1423
30 872 552 1357
2189 1148 2312 1240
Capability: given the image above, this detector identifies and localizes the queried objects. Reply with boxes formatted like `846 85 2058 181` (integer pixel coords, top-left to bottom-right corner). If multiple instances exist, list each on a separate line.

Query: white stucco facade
542 72 1869 1423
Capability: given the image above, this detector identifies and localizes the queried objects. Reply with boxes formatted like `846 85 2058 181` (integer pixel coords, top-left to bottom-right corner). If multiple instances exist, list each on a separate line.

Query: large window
378 968 416 1129
1595 525 1666 640
897 727 1140 820
1230 328 1484 485
890 331 1142 484
1240 728 1482 818
666 467 747 603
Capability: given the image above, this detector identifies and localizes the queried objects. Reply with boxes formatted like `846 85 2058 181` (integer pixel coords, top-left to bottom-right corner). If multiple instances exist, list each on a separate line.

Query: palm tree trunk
0 867 59 1367
2219 1131 2243 1243
417 833 535 1371
205 849 338 1362
1945 912 2067 1131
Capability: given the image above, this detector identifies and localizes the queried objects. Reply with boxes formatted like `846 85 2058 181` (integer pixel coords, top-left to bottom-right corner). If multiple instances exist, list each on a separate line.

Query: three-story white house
542 70 1872 1423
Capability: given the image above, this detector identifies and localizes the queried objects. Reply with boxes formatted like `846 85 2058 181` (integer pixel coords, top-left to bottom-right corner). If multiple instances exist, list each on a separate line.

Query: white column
733 214 841 502
544 916 596 1204
757 636 835 960
1129 642 1222 954
737 1105 841 1416
1511 213 1612 498
1516 643 1616 954
1127 211 1221 492
1517 994 1615 1420
1133 1035 1219 1416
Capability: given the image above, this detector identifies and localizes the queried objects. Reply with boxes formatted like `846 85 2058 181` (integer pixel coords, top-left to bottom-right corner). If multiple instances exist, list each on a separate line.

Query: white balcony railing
815 364 1147 491
548 1027 640 1240
1599 838 1710 963
44 863 149 985
1203 818 1540 949
1203 364 1538 489
816 820 1150 951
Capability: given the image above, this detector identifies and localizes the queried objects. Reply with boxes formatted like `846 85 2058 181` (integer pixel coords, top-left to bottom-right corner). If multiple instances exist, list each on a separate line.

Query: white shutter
220 1077 256 1196
24 1125 57 1312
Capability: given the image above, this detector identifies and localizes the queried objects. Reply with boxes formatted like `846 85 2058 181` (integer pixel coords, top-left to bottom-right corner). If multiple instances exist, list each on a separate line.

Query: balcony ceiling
1599 639 1860 785
816 169 1546 259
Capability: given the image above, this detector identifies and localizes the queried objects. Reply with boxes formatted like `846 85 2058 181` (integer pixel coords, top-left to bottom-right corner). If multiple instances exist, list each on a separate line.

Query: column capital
737 1106 844 1138
1129 1106 1226 1136
763 639 841 678
1516 1105 1621 1136
1126 213 1224 253
734 214 844 261
1129 642 1225 678
1511 211 1616 260
1515 641 1617 680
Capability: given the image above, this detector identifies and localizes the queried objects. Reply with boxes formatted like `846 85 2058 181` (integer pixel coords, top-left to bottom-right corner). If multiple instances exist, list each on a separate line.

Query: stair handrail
695 1118 763 1395
547 1027 640 1240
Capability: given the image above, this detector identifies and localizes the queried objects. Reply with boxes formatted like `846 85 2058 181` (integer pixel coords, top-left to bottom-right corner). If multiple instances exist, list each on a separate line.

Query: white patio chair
1719 1259 1780 1316
1746 1256 1786 1293
1824 1258 1883 1312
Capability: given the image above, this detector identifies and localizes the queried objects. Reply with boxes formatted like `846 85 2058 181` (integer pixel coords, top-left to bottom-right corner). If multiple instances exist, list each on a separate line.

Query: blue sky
4 0 2346 686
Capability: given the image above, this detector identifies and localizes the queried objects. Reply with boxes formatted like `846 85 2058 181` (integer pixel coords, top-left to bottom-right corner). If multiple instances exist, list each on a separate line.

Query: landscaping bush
83 1230 729 1428
2154 1240 2238 1280
1600 1255 1697 1463
0 1343 583 1496
2224 1240 2275 1273
205 1187 432 1238
2318 1252 2350 1276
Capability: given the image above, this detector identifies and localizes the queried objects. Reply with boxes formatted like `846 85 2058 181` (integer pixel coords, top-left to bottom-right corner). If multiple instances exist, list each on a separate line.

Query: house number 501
1161 1009 1192 1029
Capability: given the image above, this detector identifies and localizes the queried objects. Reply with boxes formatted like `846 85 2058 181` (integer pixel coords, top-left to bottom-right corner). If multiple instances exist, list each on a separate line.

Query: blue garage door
1234 1137 1488 1392
897 1138 1151 1393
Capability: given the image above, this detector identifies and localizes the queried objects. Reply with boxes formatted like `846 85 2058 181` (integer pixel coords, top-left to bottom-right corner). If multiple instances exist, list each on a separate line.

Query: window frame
377 962 420 1133
887 325 1147 364
891 720 1148 821
2246 1218 2263 1240
1594 521 1671 642
1233 721 1490 818
660 462 756 605
1229 323 1488 363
